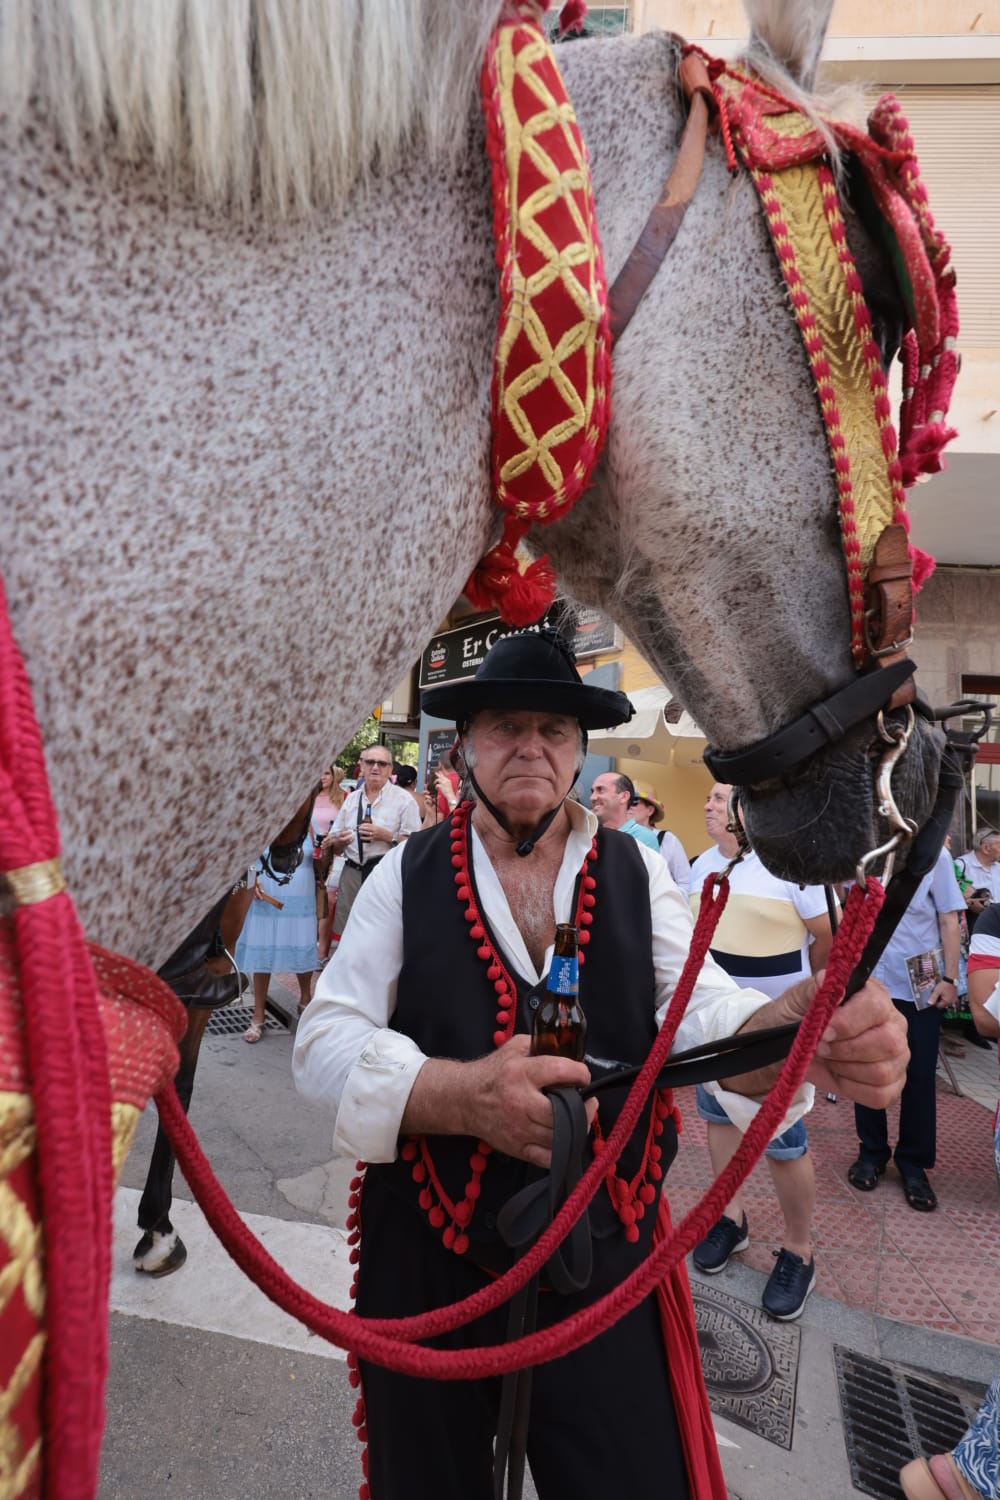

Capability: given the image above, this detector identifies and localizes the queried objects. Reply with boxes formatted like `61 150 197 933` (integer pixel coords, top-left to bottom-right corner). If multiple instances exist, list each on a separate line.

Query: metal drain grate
205 1004 287 1036
835 1348 986 1500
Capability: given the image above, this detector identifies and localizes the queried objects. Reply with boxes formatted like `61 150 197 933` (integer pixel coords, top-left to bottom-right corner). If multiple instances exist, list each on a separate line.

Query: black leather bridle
703 657 919 786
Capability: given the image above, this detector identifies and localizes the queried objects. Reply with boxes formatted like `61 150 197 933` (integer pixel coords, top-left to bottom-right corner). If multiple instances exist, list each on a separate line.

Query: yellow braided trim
110 1101 141 1179
495 26 601 507
0 1096 42 1322
0 1333 44 1499
759 149 896 570
0 1096 139 1498
0 1097 139 1316
2 858 65 907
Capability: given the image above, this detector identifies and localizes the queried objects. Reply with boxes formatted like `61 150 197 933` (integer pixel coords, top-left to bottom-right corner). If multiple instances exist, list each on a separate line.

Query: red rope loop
158 874 883 1378
0 574 113 1500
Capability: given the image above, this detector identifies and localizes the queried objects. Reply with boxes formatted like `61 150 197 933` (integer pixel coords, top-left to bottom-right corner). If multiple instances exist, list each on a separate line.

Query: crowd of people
226 629 996 1500
234 750 464 1043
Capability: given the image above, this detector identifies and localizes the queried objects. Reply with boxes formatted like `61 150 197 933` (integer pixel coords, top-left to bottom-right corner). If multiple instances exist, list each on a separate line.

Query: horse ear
743 0 835 93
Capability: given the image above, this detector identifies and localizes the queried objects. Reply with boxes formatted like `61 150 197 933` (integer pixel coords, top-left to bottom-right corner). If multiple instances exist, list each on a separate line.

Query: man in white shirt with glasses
324 747 421 936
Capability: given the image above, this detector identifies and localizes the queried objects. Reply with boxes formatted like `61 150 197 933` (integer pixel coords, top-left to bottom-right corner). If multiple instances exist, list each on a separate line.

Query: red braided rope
158 874 883 1378
0 575 113 1499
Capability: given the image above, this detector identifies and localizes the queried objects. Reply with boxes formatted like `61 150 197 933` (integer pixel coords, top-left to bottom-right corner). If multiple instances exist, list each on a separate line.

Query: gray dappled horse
2 0 945 1274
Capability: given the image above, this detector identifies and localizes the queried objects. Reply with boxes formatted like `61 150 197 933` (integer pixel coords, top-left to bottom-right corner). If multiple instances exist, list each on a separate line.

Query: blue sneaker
762 1247 816 1320
692 1213 749 1273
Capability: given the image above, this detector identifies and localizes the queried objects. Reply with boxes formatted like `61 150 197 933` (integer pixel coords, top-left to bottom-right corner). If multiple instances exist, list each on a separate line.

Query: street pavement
99 982 1000 1499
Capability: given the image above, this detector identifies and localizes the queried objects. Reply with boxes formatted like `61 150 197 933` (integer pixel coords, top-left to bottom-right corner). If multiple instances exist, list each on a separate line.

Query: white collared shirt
330 779 421 864
956 850 1000 902
293 801 812 1161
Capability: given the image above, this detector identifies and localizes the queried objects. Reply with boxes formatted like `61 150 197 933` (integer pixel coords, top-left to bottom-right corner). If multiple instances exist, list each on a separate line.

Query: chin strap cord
465 772 565 856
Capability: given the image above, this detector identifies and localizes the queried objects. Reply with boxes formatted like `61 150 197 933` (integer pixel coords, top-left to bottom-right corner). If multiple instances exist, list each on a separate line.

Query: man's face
590 773 630 828
704 783 733 845
464 710 579 821
982 835 1000 865
358 749 392 798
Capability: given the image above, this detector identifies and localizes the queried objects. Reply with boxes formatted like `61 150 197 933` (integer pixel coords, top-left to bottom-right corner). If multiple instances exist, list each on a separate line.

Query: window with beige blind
875 85 1000 348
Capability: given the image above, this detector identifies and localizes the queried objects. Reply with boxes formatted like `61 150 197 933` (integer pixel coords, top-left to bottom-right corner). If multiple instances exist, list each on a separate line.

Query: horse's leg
133 889 243 1275
133 1005 211 1275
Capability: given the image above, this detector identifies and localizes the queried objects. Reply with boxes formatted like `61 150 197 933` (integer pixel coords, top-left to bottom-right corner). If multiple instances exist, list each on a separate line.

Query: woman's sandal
243 1021 265 1044
900 1454 983 1500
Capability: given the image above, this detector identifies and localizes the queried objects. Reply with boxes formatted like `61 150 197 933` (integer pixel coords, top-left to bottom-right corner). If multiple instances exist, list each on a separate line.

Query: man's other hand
783 975 909 1109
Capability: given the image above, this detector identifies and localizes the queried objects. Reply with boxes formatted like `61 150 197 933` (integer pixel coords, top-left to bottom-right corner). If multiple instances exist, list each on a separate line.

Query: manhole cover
692 1282 801 1448
835 1348 986 1500
205 1004 287 1036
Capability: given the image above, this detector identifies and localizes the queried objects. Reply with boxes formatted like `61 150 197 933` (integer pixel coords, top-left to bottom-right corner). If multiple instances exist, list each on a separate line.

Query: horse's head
547 1 951 884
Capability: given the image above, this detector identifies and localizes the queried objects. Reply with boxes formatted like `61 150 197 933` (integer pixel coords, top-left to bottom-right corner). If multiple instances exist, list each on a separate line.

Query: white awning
588 686 707 768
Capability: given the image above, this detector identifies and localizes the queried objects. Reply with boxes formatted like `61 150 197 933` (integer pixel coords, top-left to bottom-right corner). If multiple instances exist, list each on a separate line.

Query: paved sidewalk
103 993 998 1499
669 1043 1000 1345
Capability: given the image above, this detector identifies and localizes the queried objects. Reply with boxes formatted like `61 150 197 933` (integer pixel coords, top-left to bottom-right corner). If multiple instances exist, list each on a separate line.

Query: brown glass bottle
531 923 587 1061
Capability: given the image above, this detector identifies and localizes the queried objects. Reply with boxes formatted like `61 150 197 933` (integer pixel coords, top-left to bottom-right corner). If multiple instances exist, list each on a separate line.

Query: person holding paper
848 846 965 1212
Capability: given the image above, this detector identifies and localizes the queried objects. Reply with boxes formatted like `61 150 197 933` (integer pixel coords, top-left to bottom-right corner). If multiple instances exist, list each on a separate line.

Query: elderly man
957 826 1000 917
323 744 421 936
589 770 659 851
294 630 907 1500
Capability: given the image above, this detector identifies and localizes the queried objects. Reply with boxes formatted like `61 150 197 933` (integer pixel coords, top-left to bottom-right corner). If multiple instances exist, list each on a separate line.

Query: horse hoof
133 1229 188 1277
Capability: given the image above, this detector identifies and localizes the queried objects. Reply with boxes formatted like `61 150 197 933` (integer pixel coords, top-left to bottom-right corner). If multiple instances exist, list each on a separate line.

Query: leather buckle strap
703 657 917 785
864 523 914 673
608 51 714 343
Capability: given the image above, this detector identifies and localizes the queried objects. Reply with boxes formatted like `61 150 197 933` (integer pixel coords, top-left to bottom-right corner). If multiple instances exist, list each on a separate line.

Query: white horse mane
0 0 508 215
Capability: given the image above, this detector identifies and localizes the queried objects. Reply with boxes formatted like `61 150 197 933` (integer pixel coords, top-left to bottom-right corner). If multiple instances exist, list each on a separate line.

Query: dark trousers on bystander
854 996 942 1176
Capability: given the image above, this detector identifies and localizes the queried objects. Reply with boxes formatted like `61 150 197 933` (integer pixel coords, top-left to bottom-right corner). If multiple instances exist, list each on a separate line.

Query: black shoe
692 1213 749 1273
848 1156 885 1192
762 1248 816 1320
900 1170 937 1212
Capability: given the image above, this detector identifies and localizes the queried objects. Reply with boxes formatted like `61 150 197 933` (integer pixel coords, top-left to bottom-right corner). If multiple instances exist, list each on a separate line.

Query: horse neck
551 33 855 747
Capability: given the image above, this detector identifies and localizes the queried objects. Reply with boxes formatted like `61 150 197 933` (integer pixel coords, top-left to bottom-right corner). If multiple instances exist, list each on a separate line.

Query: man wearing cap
294 630 907 1500
956 826 1000 918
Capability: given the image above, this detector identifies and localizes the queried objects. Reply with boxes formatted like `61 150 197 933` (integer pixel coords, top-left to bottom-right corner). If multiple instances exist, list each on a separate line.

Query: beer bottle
531 923 587 1061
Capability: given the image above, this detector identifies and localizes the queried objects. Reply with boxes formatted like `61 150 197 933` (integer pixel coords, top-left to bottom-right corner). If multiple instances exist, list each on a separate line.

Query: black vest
366 819 677 1265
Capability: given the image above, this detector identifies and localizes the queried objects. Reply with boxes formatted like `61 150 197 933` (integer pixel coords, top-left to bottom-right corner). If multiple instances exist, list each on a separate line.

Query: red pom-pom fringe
463 517 557 626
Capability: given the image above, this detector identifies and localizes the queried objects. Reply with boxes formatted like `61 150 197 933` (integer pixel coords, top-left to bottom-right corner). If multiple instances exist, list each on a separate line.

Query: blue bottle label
547 953 579 995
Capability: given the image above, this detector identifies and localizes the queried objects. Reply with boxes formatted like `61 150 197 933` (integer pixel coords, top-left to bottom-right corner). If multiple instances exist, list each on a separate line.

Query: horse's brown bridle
607 51 919 788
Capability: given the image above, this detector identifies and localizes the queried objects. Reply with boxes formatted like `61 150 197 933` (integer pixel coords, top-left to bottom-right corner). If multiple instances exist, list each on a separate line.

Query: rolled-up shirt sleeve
640 847 814 1135
292 847 427 1163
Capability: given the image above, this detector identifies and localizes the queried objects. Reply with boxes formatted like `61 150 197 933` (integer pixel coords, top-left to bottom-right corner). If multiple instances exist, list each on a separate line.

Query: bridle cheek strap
704 657 917 785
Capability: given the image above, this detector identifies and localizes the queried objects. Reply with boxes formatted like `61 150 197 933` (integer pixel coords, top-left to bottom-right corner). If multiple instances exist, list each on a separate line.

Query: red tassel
559 0 588 35
463 515 557 626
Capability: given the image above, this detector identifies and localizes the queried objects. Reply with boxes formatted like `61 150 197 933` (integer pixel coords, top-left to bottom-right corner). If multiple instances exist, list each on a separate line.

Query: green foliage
335 716 379 774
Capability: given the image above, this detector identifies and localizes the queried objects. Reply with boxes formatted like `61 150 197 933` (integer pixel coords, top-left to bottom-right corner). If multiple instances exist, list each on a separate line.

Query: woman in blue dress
236 833 318 1041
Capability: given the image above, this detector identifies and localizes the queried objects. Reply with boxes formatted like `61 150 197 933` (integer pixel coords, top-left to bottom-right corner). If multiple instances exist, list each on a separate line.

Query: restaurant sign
419 600 620 690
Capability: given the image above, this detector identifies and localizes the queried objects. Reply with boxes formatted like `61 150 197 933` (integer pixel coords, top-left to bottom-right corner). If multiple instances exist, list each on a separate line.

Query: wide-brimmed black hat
421 628 634 731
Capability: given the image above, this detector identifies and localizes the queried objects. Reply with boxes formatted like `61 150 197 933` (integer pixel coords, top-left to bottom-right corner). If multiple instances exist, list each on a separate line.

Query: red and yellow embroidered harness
470 17 959 669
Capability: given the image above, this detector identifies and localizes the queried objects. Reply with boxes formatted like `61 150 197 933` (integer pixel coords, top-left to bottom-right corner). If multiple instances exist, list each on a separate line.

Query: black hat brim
421 678 634 731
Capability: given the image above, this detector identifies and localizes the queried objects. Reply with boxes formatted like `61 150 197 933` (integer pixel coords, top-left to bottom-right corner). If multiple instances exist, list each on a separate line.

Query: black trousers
854 996 942 1176
355 1176 690 1500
